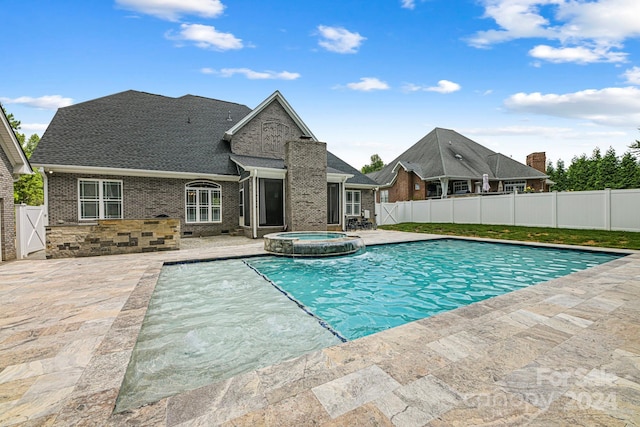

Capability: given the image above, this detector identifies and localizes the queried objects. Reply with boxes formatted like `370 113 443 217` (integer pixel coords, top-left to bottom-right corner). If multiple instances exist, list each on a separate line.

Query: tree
567 154 591 191
618 152 640 189
361 154 384 174
2 106 44 205
14 133 43 205
595 147 618 190
629 129 640 156
547 158 568 191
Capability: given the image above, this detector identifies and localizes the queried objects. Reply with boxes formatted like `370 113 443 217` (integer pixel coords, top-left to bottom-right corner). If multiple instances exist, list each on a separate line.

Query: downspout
341 176 348 231
40 167 49 226
252 170 258 239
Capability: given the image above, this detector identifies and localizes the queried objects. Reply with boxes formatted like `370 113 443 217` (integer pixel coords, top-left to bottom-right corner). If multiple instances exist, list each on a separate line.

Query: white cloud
0 95 73 110
317 25 366 54
401 0 416 9
167 23 242 50
622 66 640 85
345 77 389 91
504 86 640 126
401 80 461 94
469 0 640 64
115 0 224 21
427 80 461 93
465 125 574 137
204 68 300 80
529 44 627 64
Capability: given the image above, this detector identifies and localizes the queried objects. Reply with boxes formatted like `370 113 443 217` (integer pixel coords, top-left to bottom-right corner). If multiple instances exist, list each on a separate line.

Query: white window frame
452 181 468 193
185 181 222 224
346 190 361 216
78 179 123 220
380 189 389 203
504 180 526 193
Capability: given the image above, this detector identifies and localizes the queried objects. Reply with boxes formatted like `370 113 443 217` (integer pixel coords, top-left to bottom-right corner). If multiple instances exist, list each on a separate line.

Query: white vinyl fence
376 189 640 232
15 204 46 259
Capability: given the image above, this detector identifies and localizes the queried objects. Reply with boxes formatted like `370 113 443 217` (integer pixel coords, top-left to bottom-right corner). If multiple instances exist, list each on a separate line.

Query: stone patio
0 230 638 426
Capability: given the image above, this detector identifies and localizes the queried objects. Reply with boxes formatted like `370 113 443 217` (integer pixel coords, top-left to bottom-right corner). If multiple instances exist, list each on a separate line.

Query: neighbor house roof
372 127 547 186
0 107 31 178
31 90 376 186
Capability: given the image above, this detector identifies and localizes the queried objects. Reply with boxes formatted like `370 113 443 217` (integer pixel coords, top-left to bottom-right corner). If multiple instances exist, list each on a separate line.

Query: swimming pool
247 239 622 340
116 239 623 411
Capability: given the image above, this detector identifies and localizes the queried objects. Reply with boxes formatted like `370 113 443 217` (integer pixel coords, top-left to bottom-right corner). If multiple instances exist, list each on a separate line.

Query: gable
0 108 31 178
229 99 308 160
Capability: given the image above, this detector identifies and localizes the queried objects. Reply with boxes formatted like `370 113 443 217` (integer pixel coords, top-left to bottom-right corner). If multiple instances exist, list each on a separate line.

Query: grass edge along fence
379 222 640 251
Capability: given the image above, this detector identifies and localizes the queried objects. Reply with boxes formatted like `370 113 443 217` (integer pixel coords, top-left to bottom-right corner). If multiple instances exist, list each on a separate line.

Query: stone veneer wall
0 148 17 261
46 218 180 258
47 173 239 236
285 139 327 231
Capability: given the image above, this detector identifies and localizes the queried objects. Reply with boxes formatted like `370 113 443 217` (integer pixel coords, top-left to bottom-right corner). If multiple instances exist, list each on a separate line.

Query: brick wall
46 218 179 258
526 152 546 173
0 148 16 261
47 173 239 236
231 101 306 159
285 140 327 231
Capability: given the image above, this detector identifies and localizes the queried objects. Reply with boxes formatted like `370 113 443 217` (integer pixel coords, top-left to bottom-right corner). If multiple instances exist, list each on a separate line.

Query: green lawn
379 223 640 250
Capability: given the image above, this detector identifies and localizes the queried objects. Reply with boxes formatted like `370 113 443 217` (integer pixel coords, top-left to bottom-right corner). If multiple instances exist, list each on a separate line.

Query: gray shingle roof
372 127 547 186
32 90 251 175
31 90 376 186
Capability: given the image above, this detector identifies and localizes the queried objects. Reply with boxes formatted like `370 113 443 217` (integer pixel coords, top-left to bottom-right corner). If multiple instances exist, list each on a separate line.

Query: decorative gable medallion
262 121 291 154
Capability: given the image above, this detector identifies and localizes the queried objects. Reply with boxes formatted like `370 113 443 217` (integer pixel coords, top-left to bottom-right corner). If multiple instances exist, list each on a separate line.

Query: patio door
259 178 284 226
327 183 340 225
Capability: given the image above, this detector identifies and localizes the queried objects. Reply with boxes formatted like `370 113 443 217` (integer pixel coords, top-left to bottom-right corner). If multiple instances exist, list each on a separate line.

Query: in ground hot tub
263 231 365 257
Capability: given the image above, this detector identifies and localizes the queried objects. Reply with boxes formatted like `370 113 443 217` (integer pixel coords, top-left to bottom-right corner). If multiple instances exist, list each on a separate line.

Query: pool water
247 239 621 340
115 259 342 412
117 239 622 411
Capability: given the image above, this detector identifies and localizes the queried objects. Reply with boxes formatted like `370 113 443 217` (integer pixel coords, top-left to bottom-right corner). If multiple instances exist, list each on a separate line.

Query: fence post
551 191 558 228
15 204 26 259
511 191 516 225
604 188 611 231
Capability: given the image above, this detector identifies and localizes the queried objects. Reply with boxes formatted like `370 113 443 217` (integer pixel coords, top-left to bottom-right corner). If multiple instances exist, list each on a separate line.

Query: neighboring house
30 90 378 238
0 107 32 261
370 128 549 203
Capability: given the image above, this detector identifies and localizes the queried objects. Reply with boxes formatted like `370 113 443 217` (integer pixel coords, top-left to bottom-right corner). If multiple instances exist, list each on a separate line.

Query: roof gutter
32 164 240 181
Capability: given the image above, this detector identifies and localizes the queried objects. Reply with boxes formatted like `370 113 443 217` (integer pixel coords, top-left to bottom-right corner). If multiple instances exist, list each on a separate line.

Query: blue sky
2 0 640 170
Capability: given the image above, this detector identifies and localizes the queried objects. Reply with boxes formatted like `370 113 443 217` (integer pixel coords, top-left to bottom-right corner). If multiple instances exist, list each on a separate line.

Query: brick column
284 139 327 231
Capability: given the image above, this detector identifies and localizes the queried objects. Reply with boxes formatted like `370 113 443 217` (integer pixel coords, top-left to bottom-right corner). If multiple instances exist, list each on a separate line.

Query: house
369 128 549 202
30 90 378 239
0 107 32 261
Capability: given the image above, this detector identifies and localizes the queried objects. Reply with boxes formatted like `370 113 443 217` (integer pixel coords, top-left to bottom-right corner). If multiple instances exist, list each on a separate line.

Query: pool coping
6 231 640 426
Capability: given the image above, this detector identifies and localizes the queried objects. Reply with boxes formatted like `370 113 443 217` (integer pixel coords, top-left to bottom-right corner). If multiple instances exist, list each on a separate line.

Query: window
452 181 469 194
78 179 122 220
380 189 389 203
504 180 526 193
186 181 221 223
239 187 245 218
346 190 361 216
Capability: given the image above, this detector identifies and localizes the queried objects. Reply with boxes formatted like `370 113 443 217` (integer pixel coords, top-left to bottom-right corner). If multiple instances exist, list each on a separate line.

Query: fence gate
16 204 46 259
379 203 399 225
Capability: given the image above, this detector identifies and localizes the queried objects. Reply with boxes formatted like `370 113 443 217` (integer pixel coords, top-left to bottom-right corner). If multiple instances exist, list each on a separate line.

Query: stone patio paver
0 230 638 426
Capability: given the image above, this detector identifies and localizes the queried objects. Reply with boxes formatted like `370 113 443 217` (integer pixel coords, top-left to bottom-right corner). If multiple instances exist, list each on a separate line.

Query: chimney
526 152 546 173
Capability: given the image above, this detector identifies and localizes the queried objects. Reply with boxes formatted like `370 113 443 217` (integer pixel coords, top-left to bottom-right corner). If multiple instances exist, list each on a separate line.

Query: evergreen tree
567 154 590 191
596 147 618 189
618 152 640 189
553 159 568 191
